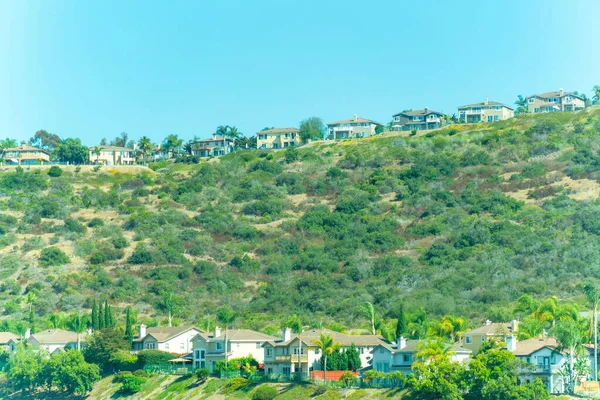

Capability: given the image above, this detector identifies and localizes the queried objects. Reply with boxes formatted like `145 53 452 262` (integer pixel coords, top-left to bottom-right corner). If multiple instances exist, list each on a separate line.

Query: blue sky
0 0 599 145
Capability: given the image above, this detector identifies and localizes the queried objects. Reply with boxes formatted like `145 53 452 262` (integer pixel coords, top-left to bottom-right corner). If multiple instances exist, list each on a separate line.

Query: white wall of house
141 329 198 354
516 348 568 393
193 336 269 372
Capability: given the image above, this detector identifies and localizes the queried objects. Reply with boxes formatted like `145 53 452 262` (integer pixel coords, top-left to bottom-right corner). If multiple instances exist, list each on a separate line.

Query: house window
495 106 501 111
267 367 273 374
528 98 535 103
465 336 473 344
488 116 494 122
494 116 499 121
180 343 184 350
551 356 556 364
256 342 262 349
394 116 400 121
359 347 364 354
165 343 169 350
403 354 411 363
481 336 485 342
379 348 384 354
216 342 223 350
266 348 272 356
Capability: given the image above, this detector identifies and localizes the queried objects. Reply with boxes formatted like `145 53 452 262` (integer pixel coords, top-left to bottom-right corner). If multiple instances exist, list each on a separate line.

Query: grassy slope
1 108 600 333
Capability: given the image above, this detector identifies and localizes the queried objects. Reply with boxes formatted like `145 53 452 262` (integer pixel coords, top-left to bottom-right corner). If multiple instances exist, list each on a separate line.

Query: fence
143 363 194 375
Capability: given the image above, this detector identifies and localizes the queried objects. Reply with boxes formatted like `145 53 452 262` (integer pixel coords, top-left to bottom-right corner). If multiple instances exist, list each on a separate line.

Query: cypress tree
107 304 114 327
91 299 98 331
98 300 105 329
104 299 110 328
347 343 361 371
396 304 407 340
29 306 35 334
125 306 133 344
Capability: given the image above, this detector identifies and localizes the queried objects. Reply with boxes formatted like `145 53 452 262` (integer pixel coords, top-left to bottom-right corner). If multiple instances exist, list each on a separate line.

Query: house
457 99 514 123
8 329 88 354
89 146 136 165
190 135 234 157
257 128 300 150
526 89 586 113
191 327 277 372
392 108 446 131
262 328 390 377
371 337 472 373
0 332 19 351
1 145 51 164
131 324 202 354
327 115 383 140
459 320 518 353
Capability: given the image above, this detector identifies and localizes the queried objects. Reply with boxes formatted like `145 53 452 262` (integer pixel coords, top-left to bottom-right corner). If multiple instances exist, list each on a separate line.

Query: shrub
128 245 153 264
136 350 176 367
47 166 63 177
39 247 70 267
112 236 129 249
195 368 210 381
120 374 146 394
64 218 87 234
252 385 278 400
87 218 104 228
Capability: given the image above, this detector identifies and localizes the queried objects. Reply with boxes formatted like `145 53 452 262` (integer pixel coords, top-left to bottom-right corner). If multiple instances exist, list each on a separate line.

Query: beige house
9 329 88 354
190 135 234 157
0 332 19 351
327 115 382 140
132 325 202 354
191 327 276 372
262 328 389 377
457 99 514 123
526 89 586 113
257 128 300 150
1 145 50 164
459 320 518 353
392 108 446 131
89 146 136 165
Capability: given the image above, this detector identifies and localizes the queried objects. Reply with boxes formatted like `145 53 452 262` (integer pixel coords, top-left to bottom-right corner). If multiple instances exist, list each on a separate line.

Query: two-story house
257 128 300 150
191 327 276 372
131 324 202 354
0 332 19 351
392 108 446 131
8 329 88 354
89 146 136 165
262 328 389 377
190 135 234 157
459 320 518 353
457 99 514 123
526 89 586 113
1 145 51 165
327 115 382 140
371 337 472 374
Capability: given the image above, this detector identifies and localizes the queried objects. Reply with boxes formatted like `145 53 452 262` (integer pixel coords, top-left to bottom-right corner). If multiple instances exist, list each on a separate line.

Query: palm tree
415 338 455 362
227 126 241 152
361 302 376 335
216 125 230 156
584 281 600 380
217 306 236 368
137 136 152 165
312 333 340 381
285 315 303 379
163 134 183 158
93 147 103 164
49 313 61 329
164 292 174 327
66 313 85 351
514 95 528 114
551 319 587 393
439 315 465 342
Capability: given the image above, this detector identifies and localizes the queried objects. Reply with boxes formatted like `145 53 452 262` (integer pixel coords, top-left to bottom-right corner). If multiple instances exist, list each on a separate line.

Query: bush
136 350 176 367
120 374 146 394
39 247 70 267
252 385 278 400
64 218 87 234
195 368 210 381
87 218 104 228
47 166 63 177
112 236 129 249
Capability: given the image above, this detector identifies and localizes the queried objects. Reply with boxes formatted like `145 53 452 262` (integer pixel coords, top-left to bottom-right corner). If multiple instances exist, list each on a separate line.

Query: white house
131 324 202 354
191 327 276 372
8 329 88 354
262 328 390 377
371 337 472 373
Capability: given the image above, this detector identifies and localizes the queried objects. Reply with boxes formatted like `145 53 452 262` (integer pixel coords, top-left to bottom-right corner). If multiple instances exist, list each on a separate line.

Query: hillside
2 108 600 335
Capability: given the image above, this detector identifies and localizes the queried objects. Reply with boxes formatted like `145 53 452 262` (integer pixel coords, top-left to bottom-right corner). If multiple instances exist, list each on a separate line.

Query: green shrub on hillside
39 247 70 267
47 166 63 177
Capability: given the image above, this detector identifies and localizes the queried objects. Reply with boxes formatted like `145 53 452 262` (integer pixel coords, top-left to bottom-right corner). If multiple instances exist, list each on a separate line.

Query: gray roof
327 117 383 126
197 329 277 342
2 145 50 154
0 332 19 344
373 340 472 355
257 128 299 135
393 109 444 117
512 337 560 356
89 146 134 152
134 326 201 343
264 329 389 348
461 322 515 336
30 329 86 344
457 100 513 110
526 90 584 100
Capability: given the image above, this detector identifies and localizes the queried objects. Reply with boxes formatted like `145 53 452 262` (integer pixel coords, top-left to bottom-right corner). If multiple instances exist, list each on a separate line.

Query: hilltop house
191 327 277 372
392 108 445 131
257 128 300 150
132 324 202 354
262 328 389 377
89 146 136 165
526 89 586 113
0 332 19 351
457 99 514 123
326 116 383 140
371 337 472 373
8 329 88 354
190 135 234 157
1 145 51 165
459 320 519 353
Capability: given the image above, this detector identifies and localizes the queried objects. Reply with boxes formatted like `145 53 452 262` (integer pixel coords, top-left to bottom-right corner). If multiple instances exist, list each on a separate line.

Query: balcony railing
274 354 308 363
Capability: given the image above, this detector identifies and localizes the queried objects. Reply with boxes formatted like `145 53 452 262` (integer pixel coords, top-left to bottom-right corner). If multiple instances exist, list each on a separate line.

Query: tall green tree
312 333 340 381
592 85 600 102
583 280 600 380
360 302 376 335
298 117 324 143
56 138 88 164
514 95 528 114
346 343 361 371
125 306 134 344
164 292 174 327
396 304 407 340
217 305 236 367
91 299 98 331
551 318 587 393
163 134 183 157
137 136 153 164
66 313 85 351
6 344 47 394
98 301 105 330
29 130 61 151
82 327 130 374
42 350 100 396
284 314 303 378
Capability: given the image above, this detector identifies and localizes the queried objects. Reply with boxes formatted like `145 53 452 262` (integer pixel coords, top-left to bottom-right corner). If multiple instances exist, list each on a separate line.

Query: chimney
88 328 93 335
424 107 429 113
282 327 292 342
511 320 519 333
484 98 489 105
25 328 31 339
212 133 217 140
353 114 358 121
398 336 407 349
139 324 147 338
214 326 221 338
132 143 137 151
559 88 564 96
485 319 492 326
506 335 517 352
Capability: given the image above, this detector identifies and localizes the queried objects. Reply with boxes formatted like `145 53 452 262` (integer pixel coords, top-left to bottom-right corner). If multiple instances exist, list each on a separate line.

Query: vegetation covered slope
2 108 600 335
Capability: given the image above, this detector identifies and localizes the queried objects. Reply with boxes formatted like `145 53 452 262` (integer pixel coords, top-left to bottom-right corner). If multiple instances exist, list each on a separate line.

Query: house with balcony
191 327 276 372
391 108 446 131
526 89 586 113
326 115 383 140
1 145 51 165
89 146 136 165
257 128 300 150
190 135 234 157
457 99 514 123
131 324 202 354
371 337 472 374
262 328 389 378
459 320 518 353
